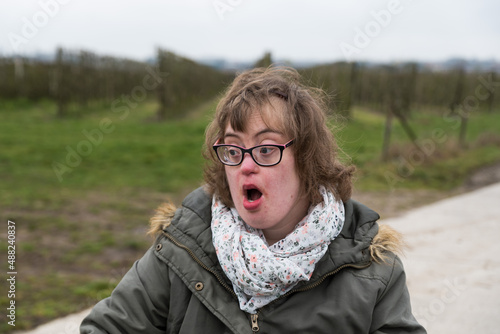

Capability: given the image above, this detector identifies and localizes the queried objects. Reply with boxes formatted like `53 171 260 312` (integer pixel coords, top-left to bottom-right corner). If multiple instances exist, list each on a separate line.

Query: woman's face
223 109 310 244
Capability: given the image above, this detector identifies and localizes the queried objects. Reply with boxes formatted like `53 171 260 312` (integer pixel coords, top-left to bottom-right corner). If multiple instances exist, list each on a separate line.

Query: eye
259 146 276 155
228 148 240 156
223 147 241 162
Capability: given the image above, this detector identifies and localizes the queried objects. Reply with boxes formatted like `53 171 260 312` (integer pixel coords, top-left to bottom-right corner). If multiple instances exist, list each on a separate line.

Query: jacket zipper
163 232 260 332
162 231 371 333
251 313 259 332
248 262 371 332
161 231 237 297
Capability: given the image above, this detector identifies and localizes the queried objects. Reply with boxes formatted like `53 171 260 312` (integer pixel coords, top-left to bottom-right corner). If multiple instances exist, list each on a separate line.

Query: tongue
248 189 262 201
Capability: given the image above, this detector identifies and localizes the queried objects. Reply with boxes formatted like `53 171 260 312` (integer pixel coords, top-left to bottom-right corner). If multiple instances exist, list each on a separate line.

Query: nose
240 152 259 174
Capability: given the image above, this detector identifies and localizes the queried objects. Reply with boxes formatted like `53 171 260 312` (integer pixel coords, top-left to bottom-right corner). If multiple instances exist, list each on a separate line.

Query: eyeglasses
213 139 294 167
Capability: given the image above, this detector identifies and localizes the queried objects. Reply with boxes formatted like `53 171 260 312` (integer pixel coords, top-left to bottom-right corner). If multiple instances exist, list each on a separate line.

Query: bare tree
449 66 467 148
486 71 496 113
254 52 272 68
55 47 70 118
381 65 421 161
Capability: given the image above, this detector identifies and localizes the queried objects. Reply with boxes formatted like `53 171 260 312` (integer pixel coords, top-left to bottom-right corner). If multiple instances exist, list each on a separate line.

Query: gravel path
15 182 500 334
382 182 500 334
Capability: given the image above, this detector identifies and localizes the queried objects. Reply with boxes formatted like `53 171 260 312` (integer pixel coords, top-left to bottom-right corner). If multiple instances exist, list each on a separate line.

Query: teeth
246 189 261 203
247 189 255 202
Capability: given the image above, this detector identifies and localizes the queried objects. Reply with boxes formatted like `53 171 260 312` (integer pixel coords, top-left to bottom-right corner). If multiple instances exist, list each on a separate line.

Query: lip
242 184 263 211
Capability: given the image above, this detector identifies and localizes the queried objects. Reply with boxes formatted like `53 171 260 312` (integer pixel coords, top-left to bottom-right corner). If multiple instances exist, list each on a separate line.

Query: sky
1 0 499 64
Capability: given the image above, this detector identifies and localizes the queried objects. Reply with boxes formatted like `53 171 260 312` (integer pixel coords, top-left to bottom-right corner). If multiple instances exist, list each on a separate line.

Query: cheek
224 165 235 180
270 164 301 199
224 168 239 196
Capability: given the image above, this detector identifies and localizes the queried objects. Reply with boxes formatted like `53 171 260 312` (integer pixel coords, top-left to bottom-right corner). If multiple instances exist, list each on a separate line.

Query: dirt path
383 182 500 333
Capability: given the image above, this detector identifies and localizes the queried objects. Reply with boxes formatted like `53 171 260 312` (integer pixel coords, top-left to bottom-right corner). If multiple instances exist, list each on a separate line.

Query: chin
239 212 268 229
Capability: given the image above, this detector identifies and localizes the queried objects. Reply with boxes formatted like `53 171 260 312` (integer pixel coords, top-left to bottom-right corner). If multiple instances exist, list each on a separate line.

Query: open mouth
246 188 262 203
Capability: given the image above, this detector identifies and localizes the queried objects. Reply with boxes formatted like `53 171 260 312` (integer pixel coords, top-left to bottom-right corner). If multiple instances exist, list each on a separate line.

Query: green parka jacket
81 187 426 334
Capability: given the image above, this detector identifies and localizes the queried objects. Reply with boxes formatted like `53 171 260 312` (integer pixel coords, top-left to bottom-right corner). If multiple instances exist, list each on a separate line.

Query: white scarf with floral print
211 186 345 314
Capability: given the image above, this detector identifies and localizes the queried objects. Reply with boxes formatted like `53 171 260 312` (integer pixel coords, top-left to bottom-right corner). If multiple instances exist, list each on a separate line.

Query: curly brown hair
203 66 354 207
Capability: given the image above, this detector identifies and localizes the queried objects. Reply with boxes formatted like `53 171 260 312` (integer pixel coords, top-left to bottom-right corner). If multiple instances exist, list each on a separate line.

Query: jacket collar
161 187 380 279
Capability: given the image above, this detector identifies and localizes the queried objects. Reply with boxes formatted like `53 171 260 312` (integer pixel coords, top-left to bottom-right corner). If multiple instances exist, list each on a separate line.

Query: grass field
1 98 499 332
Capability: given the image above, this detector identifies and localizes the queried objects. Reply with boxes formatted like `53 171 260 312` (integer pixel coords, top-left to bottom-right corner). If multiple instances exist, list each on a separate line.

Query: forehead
224 113 283 140
223 97 288 136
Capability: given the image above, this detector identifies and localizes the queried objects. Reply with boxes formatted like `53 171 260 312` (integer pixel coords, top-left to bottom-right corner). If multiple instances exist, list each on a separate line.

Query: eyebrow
224 128 283 140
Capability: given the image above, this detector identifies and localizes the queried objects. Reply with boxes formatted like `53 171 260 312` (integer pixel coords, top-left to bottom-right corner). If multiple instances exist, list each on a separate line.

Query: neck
263 199 310 246
264 236 280 246
263 227 294 246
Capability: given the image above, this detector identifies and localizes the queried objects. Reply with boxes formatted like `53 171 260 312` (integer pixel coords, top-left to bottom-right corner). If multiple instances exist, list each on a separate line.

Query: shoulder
337 201 408 301
348 252 405 287
149 186 212 236
343 198 405 264
343 199 380 229
149 187 219 268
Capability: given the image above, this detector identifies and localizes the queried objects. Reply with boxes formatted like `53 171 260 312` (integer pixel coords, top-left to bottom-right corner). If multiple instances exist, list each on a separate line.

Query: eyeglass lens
217 145 282 166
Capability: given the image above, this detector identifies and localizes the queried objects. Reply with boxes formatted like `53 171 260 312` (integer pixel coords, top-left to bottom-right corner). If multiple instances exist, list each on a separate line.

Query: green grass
0 98 211 208
0 98 213 332
337 106 500 190
0 98 499 332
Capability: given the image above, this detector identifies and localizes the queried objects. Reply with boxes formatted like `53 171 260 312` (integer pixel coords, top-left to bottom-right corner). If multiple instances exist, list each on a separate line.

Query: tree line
302 61 497 116
301 61 498 158
0 47 232 119
2 50 496 119
0 49 497 154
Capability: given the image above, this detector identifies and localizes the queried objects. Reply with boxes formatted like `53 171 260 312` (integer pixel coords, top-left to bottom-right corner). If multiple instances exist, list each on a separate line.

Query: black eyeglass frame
213 139 295 167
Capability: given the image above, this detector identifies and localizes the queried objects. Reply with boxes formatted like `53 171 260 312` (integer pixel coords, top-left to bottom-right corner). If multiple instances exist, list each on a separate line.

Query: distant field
1 98 211 207
1 98 499 332
339 106 500 190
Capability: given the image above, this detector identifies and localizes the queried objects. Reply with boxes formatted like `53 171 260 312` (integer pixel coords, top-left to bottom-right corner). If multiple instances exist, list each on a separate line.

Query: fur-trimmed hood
149 201 176 235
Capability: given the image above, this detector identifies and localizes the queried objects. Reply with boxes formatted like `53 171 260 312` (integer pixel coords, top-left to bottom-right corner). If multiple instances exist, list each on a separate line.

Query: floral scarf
211 186 345 314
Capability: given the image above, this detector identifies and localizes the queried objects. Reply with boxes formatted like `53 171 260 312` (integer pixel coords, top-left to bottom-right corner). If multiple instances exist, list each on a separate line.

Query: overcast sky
1 0 499 63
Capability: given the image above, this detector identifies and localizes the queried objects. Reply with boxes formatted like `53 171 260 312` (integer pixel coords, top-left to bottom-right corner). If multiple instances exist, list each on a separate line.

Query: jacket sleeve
80 246 170 334
370 256 427 334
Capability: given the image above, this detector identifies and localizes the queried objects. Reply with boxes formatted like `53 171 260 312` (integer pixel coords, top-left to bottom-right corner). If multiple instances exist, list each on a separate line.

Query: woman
81 67 426 333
